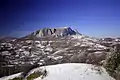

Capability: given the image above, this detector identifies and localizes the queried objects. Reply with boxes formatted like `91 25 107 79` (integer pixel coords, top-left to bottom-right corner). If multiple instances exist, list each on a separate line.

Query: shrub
27 69 47 80
104 44 120 79
27 72 41 80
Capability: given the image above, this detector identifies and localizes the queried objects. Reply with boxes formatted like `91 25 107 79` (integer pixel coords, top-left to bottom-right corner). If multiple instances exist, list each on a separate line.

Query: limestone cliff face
32 27 77 37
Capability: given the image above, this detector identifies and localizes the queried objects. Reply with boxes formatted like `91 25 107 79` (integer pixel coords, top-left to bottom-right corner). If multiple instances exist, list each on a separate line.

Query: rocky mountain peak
32 27 78 37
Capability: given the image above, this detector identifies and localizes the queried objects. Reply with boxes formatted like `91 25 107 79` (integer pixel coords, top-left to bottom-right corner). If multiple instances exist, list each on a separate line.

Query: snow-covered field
0 63 115 80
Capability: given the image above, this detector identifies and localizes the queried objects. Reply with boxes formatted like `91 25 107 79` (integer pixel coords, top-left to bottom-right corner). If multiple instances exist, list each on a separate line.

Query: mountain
0 27 119 79
27 27 78 38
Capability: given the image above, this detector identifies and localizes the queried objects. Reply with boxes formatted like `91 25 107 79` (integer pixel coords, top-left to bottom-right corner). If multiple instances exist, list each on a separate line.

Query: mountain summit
31 27 78 37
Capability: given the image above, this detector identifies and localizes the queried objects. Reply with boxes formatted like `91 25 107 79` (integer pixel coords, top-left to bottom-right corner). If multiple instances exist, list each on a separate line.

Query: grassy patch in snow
27 69 47 80
27 72 42 80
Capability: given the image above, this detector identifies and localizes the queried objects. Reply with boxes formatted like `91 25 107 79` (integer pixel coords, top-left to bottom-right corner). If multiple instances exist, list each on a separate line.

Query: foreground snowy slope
33 63 115 80
0 63 114 80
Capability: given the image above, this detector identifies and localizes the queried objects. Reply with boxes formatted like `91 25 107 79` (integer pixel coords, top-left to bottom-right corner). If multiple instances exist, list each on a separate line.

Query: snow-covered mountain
0 27 120 79
27 27 78 38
